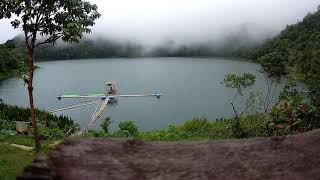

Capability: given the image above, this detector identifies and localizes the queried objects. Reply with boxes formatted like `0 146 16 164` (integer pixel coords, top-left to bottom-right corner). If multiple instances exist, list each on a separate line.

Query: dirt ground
19 129 320 180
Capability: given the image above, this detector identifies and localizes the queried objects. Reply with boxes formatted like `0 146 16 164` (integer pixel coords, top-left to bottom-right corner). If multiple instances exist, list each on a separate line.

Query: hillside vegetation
12 36 262 61
0 103 78 140
8 22 275 61
0 40 27 80
252 6 320 108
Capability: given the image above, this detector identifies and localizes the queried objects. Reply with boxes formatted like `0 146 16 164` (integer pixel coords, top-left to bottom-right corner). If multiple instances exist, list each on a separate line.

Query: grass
0 144 35 180
0 135 35 147
88 114 267 141
138 114 265 141
0 135 58 153
0 135 59 179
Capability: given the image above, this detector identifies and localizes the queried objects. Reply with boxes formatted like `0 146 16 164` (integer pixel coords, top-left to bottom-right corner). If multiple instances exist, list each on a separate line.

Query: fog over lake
1 0 320 46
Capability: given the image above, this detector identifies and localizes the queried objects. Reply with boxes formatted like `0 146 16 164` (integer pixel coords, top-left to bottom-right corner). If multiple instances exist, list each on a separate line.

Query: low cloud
1 0 319 46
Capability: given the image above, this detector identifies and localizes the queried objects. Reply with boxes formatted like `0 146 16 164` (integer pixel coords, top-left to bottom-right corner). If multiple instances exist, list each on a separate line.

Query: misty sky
0 0 320 44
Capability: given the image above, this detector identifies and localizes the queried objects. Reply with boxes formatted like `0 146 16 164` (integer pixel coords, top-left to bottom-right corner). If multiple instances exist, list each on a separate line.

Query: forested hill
0 40 26 80
35 39 145 60
253 6 320 106
11 36 145 61
10 23 275 61
22 35 266 61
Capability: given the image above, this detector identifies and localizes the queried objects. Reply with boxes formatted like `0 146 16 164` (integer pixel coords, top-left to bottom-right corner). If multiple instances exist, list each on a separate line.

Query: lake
0 57 273 131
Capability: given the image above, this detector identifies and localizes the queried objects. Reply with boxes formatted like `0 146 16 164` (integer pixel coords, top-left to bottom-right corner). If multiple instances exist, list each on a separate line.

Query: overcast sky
0 0 320 44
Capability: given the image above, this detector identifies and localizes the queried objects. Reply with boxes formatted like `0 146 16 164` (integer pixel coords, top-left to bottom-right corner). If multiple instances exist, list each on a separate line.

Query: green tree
101 116 111 134
119 121 139 137
258 51 287 112
253 5 320 114
223 73 256 138
0 44 23 75
0 0 100 151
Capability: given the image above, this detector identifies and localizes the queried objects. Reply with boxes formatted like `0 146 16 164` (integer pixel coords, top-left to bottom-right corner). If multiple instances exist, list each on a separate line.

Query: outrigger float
50 80 162 134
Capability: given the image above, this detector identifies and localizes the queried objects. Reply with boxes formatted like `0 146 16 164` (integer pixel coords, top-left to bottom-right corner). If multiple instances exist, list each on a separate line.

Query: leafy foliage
265 88 320 136
100 116 111 134
103 116 266 141
180 118 211 135
1 0 100 150
119 121 139 137
258 52 287 80
253 6 320 110
223 73 258 138
0 41 27 79
0 0 101 46
0 102 78 140
223 73 256 95
258 51 286 112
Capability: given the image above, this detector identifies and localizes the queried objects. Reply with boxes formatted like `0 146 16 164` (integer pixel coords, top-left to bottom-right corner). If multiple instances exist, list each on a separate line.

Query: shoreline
0 66 38 81
34 56 253 62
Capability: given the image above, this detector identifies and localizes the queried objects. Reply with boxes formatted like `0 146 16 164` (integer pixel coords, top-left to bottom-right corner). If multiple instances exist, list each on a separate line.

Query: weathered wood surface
18 129 320 180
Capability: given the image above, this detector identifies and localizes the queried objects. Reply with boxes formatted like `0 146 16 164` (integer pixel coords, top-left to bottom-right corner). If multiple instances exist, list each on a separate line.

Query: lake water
0 57 273 131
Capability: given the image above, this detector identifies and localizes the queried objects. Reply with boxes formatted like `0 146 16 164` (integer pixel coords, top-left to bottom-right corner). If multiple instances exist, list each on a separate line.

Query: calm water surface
0 57 272 130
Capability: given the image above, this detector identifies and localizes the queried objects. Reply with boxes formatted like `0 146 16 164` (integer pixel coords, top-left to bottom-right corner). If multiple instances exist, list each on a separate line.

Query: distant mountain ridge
10 22 277 61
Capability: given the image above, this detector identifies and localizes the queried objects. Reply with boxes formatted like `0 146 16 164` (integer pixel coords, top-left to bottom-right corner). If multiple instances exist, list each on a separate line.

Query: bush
180 118 212 137
0 102 78 140
181 118 210 133
0 118 15 130
84 130 107 137
265 89 320 136
240 114 266 137
118 116 270 141
37 126 65 140
209 118 233 139
119 121 139 137
100 117 111 134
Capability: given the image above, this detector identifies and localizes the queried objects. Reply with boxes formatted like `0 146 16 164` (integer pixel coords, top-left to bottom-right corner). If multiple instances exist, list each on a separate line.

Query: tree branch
23 26 31 49
265 81 279 111
231 90 239 118
264 78 273 112
35 33 63 47
240 99 255 117
27 33 33 39
232 90 239 105
231 102 239 118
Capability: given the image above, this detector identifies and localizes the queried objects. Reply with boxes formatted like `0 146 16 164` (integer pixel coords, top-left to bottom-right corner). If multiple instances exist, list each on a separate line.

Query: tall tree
0 0 100 151
258 51 287 112
223 73 256 138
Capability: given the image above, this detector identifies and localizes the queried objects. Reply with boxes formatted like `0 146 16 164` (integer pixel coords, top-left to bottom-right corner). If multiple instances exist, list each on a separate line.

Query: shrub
209 118 233 139
37 126 65 140
119 121 139 137
180 118 211 136
84 130 107 137
222 73 259 138
240 114 266 137
100 116 111 134
137 125 189 141
0 102 78 140
265 89 319 136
